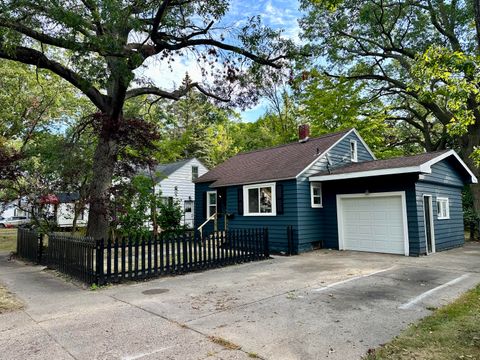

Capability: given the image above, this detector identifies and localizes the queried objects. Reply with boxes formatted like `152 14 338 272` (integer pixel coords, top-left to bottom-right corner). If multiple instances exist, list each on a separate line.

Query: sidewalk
0 254 249 360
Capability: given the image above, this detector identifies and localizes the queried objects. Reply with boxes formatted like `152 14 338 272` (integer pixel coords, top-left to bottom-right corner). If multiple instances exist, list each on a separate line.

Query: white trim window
437 197 450 219
350 140 358 162
310 182 323 208
206 191 217 217
243 183 276 216
192 165 199 180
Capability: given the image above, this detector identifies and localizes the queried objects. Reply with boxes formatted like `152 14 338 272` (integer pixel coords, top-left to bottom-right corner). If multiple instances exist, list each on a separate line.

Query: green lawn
0 229 17 253
364 284 480 360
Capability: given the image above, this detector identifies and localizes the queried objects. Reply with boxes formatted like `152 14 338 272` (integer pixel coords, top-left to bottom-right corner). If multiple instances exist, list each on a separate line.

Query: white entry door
183 200 194 229
337 192 409 255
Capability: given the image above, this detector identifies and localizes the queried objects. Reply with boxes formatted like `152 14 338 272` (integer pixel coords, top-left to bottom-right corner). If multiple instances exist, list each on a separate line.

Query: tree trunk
474 0 480 52
71 202 78 235
86 130 119 240
460 121 480 239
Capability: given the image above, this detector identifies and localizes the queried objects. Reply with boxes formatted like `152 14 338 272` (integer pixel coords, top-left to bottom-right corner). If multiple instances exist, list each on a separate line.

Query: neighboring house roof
57 192 80 203
195 129 353 187
39 192 80 205
310 149 477 183
155 158 193 177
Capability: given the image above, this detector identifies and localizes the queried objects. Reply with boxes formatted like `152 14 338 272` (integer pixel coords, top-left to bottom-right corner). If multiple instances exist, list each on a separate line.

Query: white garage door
337 192 408 255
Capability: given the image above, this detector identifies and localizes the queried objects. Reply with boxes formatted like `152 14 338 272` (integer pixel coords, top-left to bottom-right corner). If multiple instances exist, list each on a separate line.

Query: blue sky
136 0 302 123
225 0 302 122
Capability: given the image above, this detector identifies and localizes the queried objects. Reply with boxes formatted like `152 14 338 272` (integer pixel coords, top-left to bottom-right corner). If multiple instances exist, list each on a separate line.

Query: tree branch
0 19 95 52
0 45 107 111
125 83 230 102
154 37 283 68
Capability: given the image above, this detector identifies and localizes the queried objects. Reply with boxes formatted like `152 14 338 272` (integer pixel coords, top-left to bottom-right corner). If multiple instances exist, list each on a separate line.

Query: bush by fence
16 228 270 285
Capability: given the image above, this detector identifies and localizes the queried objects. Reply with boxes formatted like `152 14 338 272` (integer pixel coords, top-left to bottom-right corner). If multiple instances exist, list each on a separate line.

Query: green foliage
115 175 161 238
462 186 479 227
299 0 480 157
296 71 409 158
157 198 184 234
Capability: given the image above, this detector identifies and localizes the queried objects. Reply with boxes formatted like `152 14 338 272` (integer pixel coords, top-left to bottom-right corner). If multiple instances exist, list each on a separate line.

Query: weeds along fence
17 228 270 285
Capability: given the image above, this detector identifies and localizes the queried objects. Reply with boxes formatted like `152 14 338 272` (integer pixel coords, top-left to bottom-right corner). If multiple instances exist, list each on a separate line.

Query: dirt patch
208 336 241 350
0 283 23 314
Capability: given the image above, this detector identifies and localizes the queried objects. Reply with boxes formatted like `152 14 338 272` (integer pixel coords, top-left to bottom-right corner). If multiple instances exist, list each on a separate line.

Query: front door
423 195 435 254
184 200 194 229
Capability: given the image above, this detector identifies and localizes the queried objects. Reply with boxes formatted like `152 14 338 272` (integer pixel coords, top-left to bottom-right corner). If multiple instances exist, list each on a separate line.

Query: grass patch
0 229 16 253
364 284 480 360
208 336 241 350
0 283 22 314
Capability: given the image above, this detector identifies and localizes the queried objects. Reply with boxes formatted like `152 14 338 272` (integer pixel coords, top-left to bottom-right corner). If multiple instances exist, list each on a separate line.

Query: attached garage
336 192 409 256
311 150 478 256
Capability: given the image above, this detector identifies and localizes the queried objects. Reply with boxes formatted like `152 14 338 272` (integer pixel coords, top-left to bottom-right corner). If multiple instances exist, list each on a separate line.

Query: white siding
155 158 208 227
0 200 31 219
56 203 88 228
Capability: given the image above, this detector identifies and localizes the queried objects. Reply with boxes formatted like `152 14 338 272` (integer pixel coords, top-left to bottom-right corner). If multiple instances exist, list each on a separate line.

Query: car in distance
0 216 30 228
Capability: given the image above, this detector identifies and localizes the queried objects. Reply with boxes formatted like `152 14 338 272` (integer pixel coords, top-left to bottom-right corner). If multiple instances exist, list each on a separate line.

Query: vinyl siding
318 175 419 255
415 159 465 254
300 131 375 179
156 158 208 201
194 182 216 234
156 158 208 227
296 131 376 251
195 180 299 252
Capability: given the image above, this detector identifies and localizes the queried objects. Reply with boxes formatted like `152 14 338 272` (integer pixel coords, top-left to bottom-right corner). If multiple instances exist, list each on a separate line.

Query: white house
153 158 208 228
0 198 31 219
38 193 88 228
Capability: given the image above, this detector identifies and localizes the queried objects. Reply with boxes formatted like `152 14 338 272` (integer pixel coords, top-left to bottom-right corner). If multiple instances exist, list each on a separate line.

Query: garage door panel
338 194 407 255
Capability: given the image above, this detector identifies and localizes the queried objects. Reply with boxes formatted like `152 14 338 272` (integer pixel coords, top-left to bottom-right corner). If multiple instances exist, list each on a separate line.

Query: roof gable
195 129 352 187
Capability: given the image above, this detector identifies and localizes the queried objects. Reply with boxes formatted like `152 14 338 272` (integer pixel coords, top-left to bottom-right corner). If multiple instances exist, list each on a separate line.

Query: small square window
437 197 450 220
310 183 322 208
243 183 276 216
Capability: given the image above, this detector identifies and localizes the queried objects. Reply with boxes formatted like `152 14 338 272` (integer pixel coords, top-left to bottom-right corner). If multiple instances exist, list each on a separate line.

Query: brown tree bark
86 128 119 240
460 120 480 239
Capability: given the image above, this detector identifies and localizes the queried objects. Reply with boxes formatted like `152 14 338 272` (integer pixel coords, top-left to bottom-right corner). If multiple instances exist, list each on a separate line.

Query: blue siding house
194 127 477 256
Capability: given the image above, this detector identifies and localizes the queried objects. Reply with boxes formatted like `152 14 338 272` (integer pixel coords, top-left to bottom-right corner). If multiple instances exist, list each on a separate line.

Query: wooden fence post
96 238 104 285
263 228 270 258
37 233 44 264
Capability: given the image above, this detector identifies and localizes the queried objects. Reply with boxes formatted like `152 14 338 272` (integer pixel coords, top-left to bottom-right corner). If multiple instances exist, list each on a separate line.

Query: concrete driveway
1 243 480 360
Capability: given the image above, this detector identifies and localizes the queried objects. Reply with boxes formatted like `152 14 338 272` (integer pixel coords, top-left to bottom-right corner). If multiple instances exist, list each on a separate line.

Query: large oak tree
300 0 480 210
0 0 291 239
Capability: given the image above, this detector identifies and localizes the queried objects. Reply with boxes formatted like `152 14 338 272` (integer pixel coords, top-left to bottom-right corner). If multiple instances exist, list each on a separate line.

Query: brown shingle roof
312 150 451 177
195 129 351 187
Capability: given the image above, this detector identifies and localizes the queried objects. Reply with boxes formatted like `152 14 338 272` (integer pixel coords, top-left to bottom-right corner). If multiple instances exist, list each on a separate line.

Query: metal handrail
198 212 217 238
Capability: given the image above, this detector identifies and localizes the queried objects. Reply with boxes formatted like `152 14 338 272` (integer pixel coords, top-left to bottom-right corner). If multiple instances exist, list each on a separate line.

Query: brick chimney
298 124 310 143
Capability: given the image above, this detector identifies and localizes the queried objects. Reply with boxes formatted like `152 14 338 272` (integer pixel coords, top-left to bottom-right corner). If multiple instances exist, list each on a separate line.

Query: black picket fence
97 228 269 285
16 228 269 285
17 228 44 263
47 233 96 284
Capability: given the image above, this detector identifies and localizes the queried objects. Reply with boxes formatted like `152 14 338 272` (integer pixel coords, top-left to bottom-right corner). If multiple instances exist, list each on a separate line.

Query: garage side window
437 197 450 219
310 182 322 208
243 183 276 216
